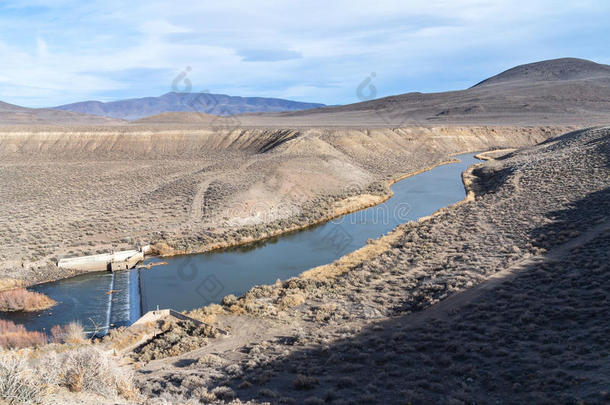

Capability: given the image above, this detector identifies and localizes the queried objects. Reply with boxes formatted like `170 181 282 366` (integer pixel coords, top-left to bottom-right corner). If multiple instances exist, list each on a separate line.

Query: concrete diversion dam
2 153 479 335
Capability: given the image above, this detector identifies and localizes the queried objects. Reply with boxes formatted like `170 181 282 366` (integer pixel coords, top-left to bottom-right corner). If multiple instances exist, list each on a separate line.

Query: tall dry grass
0 288 56 312
1 320 87 349
50 322 86 344
37 346 139 400
0 320 47 349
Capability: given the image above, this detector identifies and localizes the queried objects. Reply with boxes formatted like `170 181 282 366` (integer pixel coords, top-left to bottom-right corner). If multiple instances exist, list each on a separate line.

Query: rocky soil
134 126 609 404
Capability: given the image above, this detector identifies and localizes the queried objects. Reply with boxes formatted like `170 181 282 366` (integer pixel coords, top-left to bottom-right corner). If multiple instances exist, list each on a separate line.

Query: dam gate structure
57 247 148 273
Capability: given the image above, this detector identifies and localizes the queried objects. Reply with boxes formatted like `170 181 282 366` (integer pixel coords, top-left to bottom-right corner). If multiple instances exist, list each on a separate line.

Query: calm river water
2 153 478 335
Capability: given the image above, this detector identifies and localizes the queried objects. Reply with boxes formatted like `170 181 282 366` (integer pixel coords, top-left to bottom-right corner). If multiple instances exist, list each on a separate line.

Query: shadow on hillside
530 187 609 251
221 190 609 404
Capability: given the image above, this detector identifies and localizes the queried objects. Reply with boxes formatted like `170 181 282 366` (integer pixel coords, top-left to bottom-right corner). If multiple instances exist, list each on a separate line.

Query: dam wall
58 249 144 272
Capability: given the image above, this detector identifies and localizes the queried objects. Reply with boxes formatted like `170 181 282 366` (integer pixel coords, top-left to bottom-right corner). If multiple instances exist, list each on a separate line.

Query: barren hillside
5 58 607 128
133 126 610 404
472 57 610 86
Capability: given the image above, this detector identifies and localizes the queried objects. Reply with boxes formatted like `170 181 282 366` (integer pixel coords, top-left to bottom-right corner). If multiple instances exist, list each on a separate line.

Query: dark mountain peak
472 57 610 87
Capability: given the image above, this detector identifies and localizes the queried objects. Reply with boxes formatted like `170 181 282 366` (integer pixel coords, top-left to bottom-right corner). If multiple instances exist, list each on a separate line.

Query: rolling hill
137 58 610 127
0 100 125 125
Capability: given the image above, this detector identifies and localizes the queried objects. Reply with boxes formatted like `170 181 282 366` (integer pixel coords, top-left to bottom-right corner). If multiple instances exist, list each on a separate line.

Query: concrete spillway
57 249 144 272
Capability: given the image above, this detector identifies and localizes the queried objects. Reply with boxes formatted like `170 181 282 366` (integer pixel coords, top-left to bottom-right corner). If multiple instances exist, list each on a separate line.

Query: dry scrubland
0 320 140 404
0 344 138 404
129 127 609 404
1 57 609 404
0 288 56 312
0 127 608 404
0 125 567 286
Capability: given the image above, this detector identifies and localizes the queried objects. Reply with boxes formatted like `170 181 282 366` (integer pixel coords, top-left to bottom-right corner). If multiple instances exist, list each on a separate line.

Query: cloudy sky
1 0 609 107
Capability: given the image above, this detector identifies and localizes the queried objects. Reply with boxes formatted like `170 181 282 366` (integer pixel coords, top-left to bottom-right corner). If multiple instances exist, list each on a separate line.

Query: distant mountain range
0 100 124 126
1 57 609 126
201 57 608 127
51 92 326 120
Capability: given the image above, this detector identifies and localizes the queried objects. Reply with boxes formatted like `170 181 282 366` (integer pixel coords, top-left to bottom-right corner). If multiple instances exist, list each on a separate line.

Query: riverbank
151 157 461 258
3 127 608 404
133 127 609 404
300 157 476 282
0 152 490 292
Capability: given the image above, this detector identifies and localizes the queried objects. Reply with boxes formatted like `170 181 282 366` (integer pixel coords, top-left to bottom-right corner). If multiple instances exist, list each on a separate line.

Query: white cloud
36 37 49 59
138 20 190 36
0 0 608 106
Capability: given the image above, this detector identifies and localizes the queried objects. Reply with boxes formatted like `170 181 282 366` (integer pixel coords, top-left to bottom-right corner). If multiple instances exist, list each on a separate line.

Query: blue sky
0 0 609 107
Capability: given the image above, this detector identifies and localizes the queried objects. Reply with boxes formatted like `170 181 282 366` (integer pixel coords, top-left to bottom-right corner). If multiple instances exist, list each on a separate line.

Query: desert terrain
130 125 609 404
2 125 608 404
0 124 568 287
0 58 609 404
3 57 609 288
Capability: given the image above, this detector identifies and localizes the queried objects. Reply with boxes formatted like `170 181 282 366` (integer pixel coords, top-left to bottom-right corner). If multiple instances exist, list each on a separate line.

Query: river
2 153 479 335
